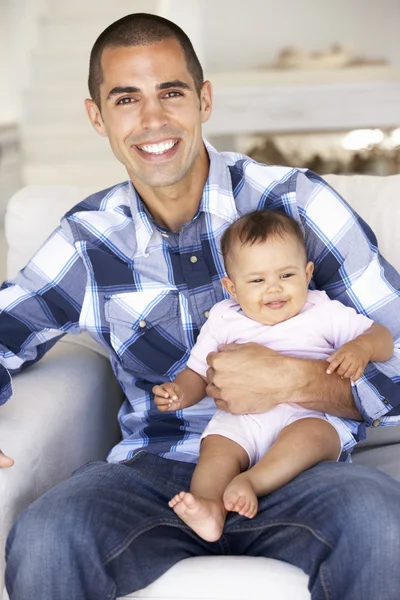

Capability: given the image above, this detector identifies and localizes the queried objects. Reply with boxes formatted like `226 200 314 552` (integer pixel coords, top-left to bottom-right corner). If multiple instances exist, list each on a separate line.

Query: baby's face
222 234 314 326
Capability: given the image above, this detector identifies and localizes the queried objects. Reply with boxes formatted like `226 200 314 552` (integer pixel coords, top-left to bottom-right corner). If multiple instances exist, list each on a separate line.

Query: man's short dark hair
221 210 307 273
88 13 204 107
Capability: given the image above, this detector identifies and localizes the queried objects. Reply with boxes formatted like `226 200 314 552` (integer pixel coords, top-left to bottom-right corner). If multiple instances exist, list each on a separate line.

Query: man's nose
140 98 168 131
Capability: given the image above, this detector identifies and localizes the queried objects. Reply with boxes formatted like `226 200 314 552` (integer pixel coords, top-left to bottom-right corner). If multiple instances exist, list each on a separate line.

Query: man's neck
131 152 210 233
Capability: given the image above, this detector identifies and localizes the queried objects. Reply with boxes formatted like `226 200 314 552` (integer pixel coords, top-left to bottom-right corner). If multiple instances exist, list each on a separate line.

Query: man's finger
206 352 218 367
0 450 14 468
206 383 220 398
205 366 215 383
214 399 228 411
217 343 240 352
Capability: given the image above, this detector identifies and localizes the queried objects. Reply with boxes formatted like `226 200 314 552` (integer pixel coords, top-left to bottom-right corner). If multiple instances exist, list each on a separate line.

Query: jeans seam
106 585 117 600
320 564 331 600
228 520 334 550
102 518 191 565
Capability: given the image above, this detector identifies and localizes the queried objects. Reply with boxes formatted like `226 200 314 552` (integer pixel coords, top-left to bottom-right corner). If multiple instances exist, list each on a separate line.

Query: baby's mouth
264 300 286 310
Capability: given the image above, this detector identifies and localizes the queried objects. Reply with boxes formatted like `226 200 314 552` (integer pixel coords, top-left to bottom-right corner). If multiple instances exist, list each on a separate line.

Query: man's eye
164 91 183 98
116 97 135 105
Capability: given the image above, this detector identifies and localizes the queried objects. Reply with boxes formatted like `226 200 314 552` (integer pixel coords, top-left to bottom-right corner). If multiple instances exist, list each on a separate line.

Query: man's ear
200 80 212 124
221 276 237 299
306 261 314 285
85 99 108 137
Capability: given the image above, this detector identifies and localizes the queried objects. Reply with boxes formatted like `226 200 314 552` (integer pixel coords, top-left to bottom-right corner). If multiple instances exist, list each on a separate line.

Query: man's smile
133 138 181 161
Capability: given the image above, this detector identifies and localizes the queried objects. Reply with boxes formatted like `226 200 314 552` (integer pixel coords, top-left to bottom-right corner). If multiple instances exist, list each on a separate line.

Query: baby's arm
153 368 207 412
326 322 394 381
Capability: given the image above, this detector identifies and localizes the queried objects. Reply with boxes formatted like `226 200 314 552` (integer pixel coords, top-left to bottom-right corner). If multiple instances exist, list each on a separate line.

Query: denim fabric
6 452 400 599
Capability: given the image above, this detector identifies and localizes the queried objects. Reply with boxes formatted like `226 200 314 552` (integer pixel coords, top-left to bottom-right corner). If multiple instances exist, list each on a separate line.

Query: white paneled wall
3 0 400 188
203 0 400 72
21 0 159 187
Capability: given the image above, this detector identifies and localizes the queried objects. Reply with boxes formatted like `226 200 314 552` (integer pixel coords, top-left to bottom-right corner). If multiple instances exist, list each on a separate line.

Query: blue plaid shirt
0 142 399 463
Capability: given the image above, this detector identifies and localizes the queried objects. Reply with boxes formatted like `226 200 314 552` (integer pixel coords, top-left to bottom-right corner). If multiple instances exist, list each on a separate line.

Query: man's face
85 39 212 191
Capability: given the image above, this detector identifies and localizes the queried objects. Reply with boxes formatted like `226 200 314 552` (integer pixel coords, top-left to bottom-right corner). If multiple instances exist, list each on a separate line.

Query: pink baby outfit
187 290 373 465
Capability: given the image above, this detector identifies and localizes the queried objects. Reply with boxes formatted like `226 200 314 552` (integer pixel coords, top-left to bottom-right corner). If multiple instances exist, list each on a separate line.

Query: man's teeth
138 141 177 154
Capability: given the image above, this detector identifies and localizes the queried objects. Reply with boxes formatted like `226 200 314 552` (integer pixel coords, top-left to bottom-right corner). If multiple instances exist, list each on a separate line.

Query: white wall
0 0 46 124
0 0 16 123
203 0 400 72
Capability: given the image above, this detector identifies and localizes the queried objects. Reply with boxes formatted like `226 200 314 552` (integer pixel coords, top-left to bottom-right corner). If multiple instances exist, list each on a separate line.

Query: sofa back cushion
5 174 400 277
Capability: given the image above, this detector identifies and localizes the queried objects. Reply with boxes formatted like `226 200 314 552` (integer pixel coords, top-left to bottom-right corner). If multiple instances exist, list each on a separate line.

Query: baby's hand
326 340 372 382
152 382 185 412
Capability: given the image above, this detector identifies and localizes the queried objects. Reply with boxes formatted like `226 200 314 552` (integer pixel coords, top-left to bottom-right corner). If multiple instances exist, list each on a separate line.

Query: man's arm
205 343 361 419
0 221 85 465
207 169 400 424
0 222 84 389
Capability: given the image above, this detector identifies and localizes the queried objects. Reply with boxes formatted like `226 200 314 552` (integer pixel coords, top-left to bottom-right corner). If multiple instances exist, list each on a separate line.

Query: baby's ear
221 276 237 299
306 261 314 284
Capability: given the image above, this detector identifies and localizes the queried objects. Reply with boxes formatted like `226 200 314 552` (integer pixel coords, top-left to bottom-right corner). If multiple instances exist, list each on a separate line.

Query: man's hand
206 342 290 414
152 382 185 412
326 339 372 382
0 449 14 468
205 341 360 420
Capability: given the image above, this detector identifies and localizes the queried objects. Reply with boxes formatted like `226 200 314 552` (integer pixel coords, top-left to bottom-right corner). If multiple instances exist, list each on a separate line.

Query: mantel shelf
203 67 400 136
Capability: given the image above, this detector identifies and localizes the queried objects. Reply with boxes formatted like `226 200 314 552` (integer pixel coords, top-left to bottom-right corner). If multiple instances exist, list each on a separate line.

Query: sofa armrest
0 340 123 594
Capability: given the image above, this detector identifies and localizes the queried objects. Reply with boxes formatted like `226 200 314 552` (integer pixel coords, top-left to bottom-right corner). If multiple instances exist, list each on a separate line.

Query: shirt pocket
105 288 189 378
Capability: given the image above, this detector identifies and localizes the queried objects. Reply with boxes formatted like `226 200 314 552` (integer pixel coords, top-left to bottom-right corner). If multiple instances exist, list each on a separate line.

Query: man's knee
326 464 400 553
7 489 91 562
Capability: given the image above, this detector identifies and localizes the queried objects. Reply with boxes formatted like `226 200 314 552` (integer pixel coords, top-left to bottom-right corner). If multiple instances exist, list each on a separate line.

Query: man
2 12 400 600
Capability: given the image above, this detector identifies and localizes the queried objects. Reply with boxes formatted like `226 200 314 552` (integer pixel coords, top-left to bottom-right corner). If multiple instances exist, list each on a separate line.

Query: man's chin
128 170 185 190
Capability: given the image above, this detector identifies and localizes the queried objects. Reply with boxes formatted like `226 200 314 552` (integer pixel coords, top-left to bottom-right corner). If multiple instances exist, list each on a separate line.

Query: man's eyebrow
107 80 192 100
107 86 140 100
157 80 192 91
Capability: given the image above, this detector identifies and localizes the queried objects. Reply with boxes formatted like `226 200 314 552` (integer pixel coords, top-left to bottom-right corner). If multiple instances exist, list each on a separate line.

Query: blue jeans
5 451 400 599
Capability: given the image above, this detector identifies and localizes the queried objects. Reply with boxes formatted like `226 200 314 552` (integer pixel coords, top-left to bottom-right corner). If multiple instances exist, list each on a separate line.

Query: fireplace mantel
203 66 400 137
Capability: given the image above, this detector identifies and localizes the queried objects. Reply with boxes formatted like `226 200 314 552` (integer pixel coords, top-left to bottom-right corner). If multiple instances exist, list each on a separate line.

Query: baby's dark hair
221 210 306 273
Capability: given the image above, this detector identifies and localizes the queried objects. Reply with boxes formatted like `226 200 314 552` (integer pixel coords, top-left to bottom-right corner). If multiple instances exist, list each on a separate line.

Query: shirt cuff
351 366 392 427
0 364 13 405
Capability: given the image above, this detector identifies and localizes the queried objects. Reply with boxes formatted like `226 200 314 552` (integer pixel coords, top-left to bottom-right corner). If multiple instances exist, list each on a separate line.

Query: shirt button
190 255 198 264
139 320 146 328
383 399 390 406
372 419 381 427
203 310 210 319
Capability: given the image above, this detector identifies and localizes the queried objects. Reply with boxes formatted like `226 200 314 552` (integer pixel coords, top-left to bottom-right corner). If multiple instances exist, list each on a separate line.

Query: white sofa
1 174 400 600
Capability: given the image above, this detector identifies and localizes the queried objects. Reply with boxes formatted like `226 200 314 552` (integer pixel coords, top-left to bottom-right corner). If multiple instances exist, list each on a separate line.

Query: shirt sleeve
296 170 400 426
326 299 374 349
0 219 86 405
186 302 226 377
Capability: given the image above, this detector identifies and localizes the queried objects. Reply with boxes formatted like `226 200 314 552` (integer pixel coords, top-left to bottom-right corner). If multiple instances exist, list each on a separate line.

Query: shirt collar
200 140 238 224
128 140 239 257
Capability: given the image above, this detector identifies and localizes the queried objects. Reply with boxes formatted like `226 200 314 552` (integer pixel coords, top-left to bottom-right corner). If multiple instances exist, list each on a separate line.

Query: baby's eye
281 273 294 279
250 279 264 284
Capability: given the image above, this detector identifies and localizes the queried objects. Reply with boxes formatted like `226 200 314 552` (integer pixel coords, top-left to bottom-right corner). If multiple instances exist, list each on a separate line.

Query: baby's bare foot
169 491 225 542
223 473 258 518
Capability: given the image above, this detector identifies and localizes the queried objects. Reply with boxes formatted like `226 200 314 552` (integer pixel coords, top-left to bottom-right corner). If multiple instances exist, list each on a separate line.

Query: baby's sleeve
186 303 226 377
327 300 374 349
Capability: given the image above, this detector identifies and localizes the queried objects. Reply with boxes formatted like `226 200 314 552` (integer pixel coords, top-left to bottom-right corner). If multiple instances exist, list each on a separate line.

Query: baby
152 209 393 542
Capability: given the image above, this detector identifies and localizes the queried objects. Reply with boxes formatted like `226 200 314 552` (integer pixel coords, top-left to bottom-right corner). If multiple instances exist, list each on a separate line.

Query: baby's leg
170 434 249 542
223 418 341 516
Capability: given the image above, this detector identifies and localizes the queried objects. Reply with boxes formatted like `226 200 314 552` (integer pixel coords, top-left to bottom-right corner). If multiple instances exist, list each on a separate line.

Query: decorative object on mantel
267 44 388 71
244 129 400 177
